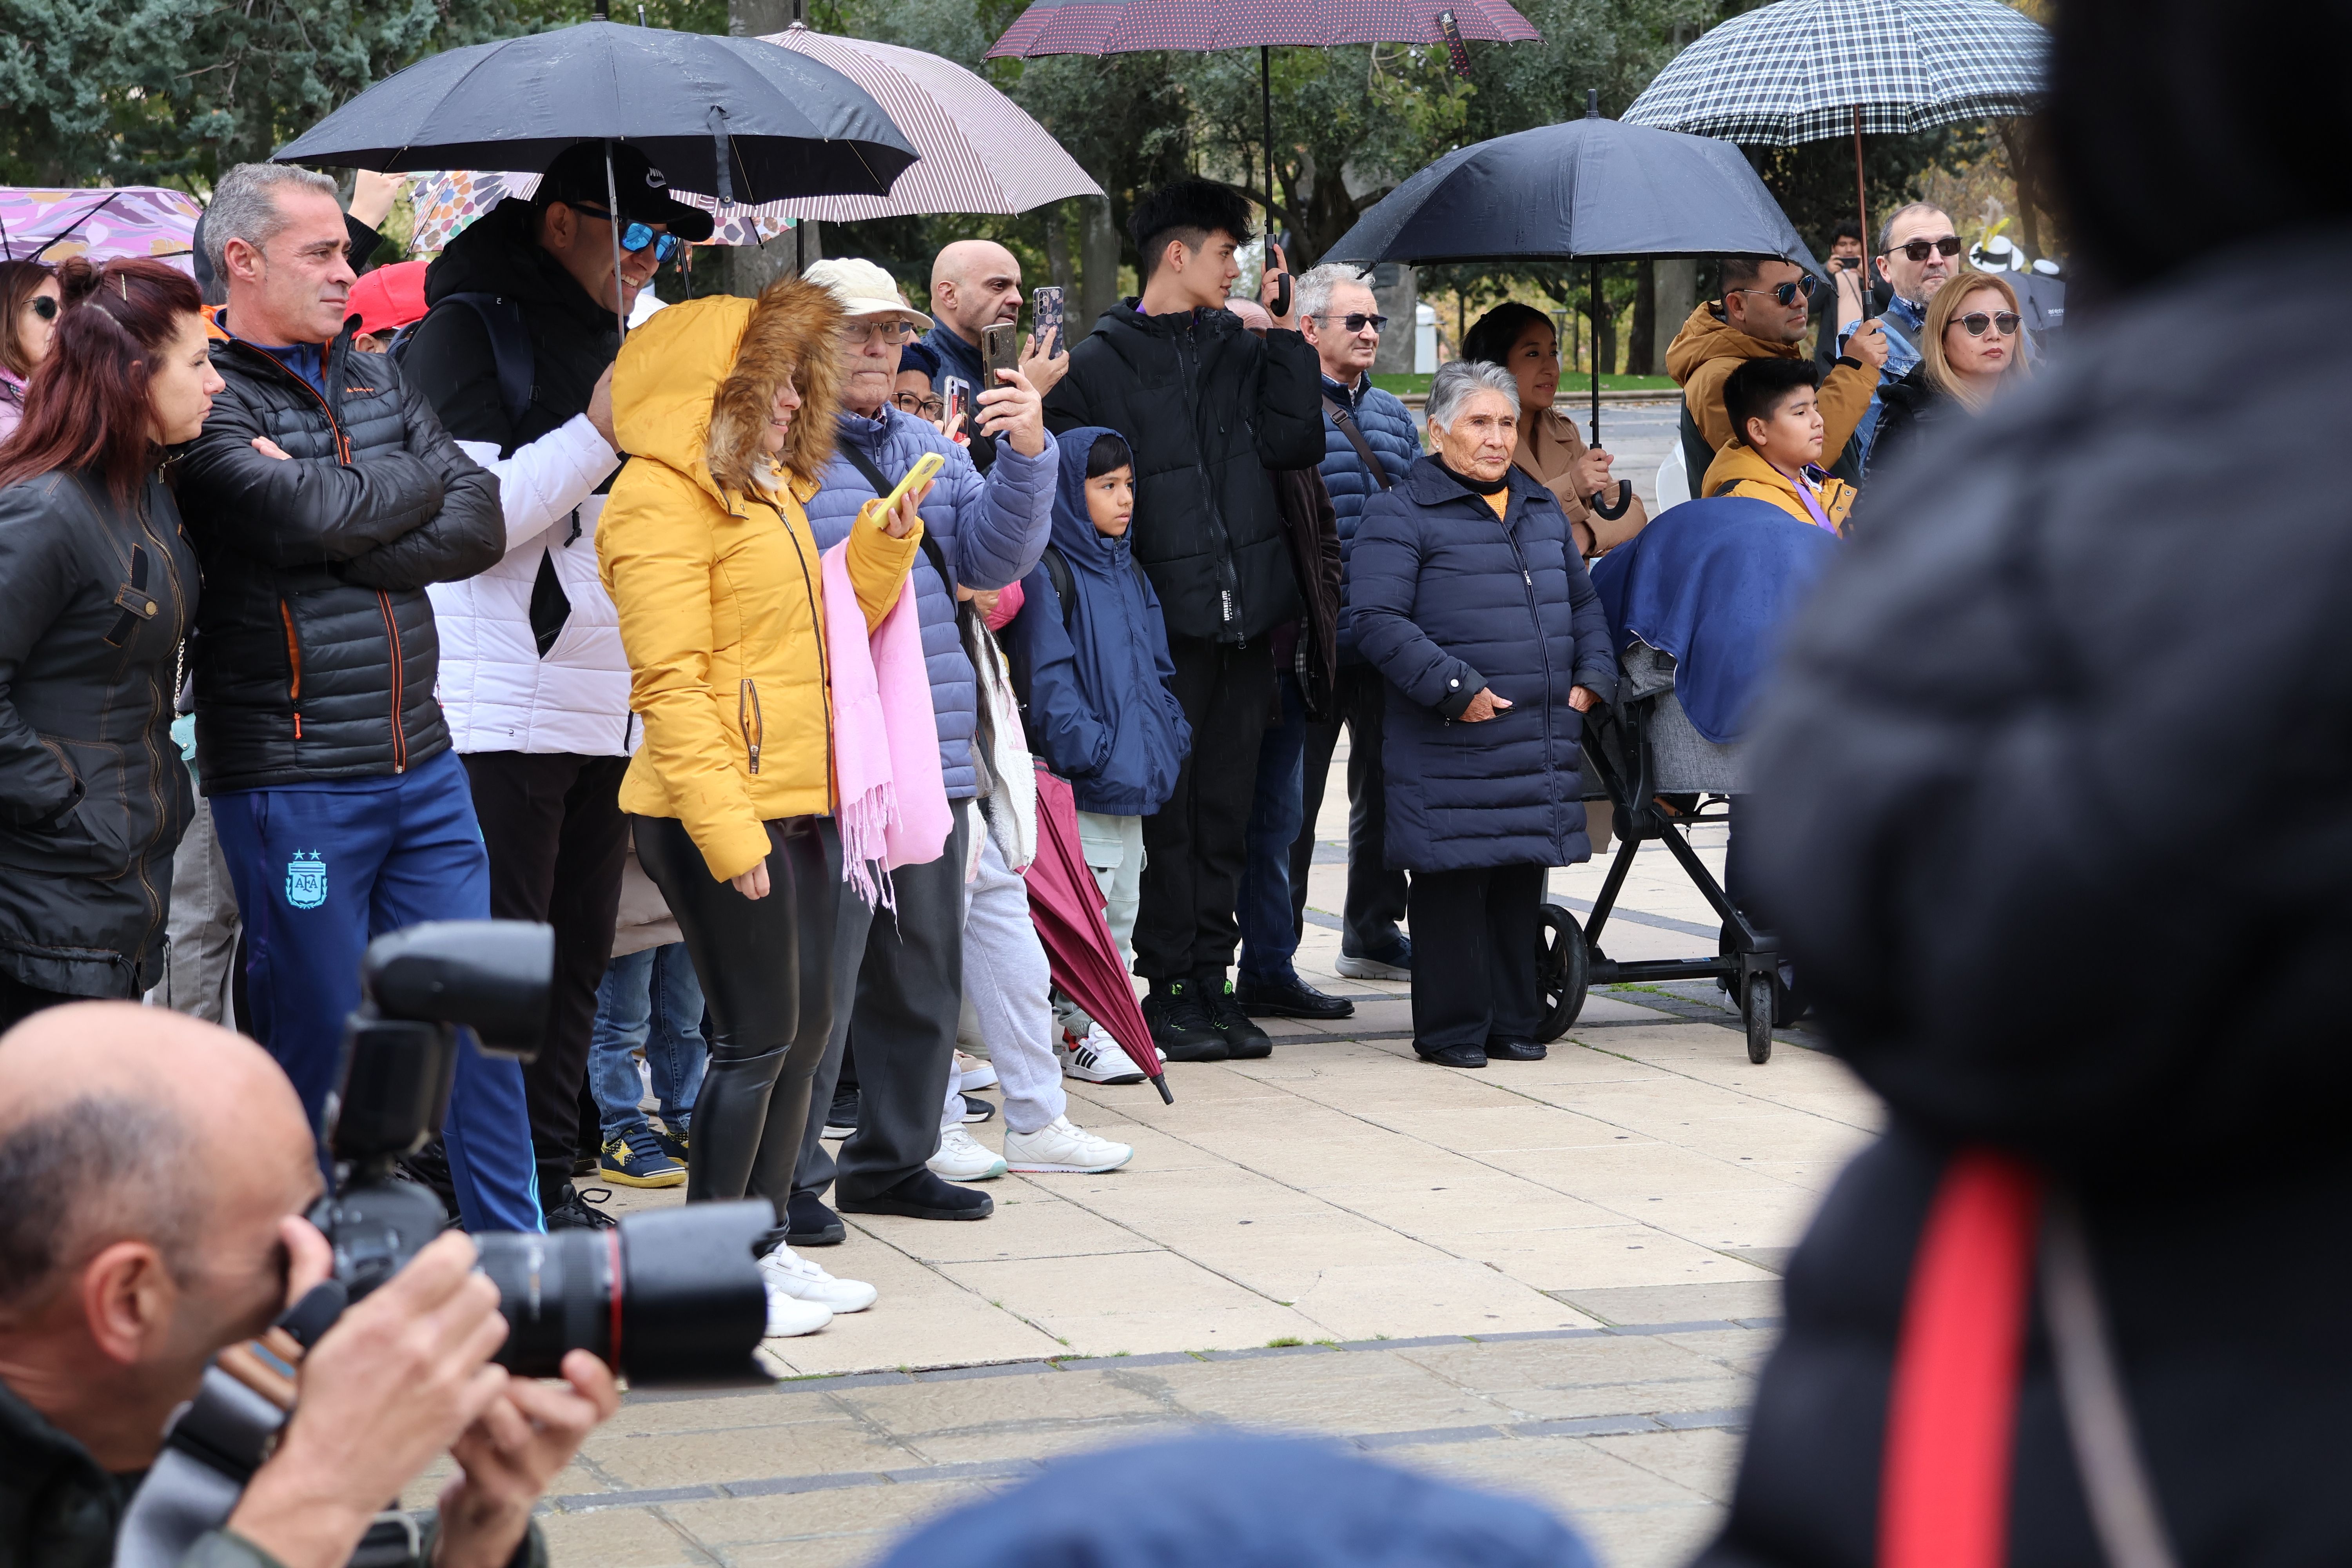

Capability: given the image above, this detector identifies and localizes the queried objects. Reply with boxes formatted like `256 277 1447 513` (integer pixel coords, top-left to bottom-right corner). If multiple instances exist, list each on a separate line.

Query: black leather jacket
174 328 501 794
0 469 196 996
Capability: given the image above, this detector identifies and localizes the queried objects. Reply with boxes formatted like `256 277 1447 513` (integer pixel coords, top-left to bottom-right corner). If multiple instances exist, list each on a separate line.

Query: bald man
0 1004 615 1568
924 239 1069 458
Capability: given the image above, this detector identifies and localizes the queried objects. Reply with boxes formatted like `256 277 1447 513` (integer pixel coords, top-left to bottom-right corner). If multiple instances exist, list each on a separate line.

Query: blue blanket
1590 498 1838 744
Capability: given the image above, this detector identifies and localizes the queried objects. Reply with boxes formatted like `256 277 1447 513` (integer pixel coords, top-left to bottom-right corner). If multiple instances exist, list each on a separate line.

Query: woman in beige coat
1462 303 1650 558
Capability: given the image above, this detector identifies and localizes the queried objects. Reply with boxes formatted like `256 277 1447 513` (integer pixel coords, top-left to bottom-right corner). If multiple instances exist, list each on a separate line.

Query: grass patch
1370 371 1677 396
1265 1336 1307 1348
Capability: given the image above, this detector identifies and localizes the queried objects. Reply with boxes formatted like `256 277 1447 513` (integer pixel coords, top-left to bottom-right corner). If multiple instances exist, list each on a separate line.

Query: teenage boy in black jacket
1042 180 1324 1062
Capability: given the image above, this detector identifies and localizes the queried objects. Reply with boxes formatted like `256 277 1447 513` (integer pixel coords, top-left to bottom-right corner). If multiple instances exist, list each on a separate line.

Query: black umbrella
274 21 917 340
1325 93 1821 472
274 22 917 203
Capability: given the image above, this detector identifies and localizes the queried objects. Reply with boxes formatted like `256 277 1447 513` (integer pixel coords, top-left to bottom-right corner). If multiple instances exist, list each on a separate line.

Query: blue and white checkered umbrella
1622 0 2047 147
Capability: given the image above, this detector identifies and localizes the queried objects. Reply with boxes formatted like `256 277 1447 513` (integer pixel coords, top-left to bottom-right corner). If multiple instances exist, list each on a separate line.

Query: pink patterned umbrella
749 26 1102 220
0 187 202 275
404 169 793 256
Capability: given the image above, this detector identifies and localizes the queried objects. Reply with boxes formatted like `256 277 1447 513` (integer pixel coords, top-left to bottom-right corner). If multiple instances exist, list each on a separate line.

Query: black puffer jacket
1857 359 1960 487
1043 303 1320 643
174 330 502 793
401 198 619 456
1699 233 2352 1566
0 470 196 996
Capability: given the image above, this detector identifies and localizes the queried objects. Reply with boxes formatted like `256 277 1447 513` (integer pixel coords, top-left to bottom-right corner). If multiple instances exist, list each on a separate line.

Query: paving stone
1553 1281 1784 1328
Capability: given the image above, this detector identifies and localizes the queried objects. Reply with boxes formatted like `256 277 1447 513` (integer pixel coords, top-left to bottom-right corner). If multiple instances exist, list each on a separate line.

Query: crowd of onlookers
0 154 2035 1339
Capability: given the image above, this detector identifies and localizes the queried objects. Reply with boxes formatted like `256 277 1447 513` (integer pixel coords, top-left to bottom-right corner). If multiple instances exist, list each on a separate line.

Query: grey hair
1425 359 1519 430
0 1094 194 1316
204 163 341 279
1293 262 1374 326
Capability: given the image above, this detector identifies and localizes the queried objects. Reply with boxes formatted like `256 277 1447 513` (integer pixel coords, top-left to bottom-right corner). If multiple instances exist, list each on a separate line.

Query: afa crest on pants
286 851 328 910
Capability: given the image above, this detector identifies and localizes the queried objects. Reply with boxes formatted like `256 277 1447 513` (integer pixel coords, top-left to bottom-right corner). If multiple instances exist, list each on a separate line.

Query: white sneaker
760 1244 876 1316
1004 1116 1134 1174
927 1123 1007 1181
1060 1024 1145 1084
956 1048 999 1092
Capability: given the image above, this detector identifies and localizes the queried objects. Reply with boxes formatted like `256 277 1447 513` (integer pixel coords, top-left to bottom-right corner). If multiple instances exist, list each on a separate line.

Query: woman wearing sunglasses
0 260 63 443
1866 270 2030 482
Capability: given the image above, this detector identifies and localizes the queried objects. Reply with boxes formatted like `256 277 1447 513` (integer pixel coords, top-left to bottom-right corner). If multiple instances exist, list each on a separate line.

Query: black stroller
1533 641 1786 1064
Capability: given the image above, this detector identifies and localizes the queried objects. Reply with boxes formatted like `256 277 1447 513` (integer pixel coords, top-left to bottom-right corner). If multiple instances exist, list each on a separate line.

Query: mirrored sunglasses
570 203 683 264
1733 275 1818 308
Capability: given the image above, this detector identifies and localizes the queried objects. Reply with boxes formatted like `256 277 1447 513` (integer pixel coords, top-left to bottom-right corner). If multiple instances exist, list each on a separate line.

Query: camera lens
471 1202 772 1386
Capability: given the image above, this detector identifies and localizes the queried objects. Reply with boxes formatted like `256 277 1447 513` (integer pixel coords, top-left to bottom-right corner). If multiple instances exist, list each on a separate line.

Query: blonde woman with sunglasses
1866 270 2030 482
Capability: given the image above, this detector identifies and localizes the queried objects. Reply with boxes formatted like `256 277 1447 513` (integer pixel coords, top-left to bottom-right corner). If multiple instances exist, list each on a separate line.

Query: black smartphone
981 321 1022 384
1030 286 1065 358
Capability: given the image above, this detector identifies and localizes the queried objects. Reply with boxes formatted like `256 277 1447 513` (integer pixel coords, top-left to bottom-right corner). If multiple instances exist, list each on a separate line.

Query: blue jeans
1236 671 1310 985
589 944 708 1141
210 748 543 1234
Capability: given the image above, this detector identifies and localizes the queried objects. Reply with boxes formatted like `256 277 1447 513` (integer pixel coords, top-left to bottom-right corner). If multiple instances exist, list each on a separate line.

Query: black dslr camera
313 920 771 1387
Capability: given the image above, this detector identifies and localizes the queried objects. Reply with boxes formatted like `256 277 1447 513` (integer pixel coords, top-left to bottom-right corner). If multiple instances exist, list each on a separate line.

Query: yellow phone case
860 450 946 529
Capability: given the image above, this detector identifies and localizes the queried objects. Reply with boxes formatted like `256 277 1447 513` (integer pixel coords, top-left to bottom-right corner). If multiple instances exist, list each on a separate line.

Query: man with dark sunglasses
1667 254 1885 485
398 141 716 1227
1835 202 1962 472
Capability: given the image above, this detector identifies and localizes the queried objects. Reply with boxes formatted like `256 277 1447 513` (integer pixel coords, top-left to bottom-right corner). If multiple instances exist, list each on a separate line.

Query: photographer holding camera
0 1002 617 1568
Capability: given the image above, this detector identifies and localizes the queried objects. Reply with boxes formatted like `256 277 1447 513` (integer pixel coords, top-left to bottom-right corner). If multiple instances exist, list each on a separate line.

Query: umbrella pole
1852 105 1869 267
1588 259 1602 448
1261 46 1276 225
604 139 629 343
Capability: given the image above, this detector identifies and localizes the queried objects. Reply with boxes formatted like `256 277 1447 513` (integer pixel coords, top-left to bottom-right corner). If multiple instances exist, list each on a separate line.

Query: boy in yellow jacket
1700 358 1856 534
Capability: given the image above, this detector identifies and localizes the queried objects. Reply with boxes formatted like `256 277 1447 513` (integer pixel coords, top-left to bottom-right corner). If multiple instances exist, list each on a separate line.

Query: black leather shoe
1202 977 1273 1058
786 1188 846 1246
837 1169 995 1221
1416 1042 1488 1069
1485 1037 1548 1062
1145 979 1230 1062
1235 971 1355 1020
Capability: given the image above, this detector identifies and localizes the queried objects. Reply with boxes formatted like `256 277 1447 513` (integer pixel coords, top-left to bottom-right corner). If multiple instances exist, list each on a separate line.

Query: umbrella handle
604 141 628 344
1586 481 1632 521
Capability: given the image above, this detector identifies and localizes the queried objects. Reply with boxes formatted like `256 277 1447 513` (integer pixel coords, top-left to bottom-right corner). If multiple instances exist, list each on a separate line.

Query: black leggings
633 814 840 1224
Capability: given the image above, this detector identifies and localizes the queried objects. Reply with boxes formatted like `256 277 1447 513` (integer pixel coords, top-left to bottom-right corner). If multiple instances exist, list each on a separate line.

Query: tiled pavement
437 760 1882 1566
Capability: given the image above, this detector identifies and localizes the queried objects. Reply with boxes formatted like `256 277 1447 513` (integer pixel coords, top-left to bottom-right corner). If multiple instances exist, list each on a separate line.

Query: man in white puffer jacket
402 143 715 1227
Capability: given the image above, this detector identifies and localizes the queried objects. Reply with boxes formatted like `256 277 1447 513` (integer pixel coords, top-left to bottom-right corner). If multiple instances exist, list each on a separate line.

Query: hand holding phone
942 378 971 445
1029 287 1065 360
981 322 1022 383
858 450 944 539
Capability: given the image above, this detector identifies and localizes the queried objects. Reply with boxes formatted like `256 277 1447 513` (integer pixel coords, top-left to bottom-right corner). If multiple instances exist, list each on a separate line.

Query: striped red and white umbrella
742 25 1102 220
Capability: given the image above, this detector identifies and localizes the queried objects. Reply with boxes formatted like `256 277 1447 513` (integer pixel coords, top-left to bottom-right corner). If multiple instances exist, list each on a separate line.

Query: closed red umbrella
1024 762 1171 1104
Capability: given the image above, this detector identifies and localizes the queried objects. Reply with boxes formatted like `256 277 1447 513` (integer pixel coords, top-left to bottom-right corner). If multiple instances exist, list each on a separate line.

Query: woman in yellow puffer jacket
599 276 924 1335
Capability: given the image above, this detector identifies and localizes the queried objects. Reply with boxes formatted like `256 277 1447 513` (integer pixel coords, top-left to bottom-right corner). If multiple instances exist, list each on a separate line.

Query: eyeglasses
845 319 918 346
1730 275 1818 308
1884 235 1964 263
1956 310 2022 338
893 390 946 417
27 294 58 320
1315 312 1388 333
568 203 683 264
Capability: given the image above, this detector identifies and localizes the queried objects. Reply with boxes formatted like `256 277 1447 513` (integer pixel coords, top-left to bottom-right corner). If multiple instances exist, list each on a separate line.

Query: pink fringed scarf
821 542 951 910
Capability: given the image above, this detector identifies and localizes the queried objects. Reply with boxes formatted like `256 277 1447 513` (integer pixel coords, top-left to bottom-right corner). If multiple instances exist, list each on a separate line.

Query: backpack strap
1322 393 1393 489
402 292 535 439
1041 544 1076 630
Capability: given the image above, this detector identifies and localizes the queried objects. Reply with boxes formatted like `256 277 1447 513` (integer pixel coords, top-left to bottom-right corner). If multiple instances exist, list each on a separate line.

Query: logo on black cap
645 165 668 192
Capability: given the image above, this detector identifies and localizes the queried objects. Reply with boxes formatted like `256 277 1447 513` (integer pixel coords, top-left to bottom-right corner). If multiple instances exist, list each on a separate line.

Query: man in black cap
401 142 713 1228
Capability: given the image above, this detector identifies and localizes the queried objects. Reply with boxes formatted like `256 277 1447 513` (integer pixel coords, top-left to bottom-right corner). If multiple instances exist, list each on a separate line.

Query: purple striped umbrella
744 25 1102 220
985 0 1539 220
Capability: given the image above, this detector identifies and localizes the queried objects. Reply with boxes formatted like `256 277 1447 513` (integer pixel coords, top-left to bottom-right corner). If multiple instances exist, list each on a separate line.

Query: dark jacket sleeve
330 378 506 591
1349 495 1485 719
1009 567 1115 781
1564 552 1619 705
176 382 448 566
0 485 84 827
1252 328 1327 470
1138 570 1193 750
1041 343 1098 437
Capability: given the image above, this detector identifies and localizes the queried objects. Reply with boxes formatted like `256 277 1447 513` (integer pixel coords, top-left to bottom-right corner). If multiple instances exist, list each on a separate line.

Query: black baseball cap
535 142 715 244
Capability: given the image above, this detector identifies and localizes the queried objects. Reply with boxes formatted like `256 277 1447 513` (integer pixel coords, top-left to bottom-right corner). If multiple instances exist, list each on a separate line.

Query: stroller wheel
1741 972 1774 1064
1535 903 1589 1043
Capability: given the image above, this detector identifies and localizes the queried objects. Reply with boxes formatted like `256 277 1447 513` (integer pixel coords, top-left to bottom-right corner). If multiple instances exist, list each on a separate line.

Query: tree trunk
1594 303 1617 378
717 218 817 298
1996 120 2043 257
1653 258 1697 376
1626 262 1657 376
727 0 795 34
1079 195 1121 334
1043 201 1076 295
1371 263 1417 375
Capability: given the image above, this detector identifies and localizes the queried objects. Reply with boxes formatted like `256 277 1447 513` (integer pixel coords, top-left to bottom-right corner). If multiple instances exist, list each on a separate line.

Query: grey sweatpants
947 826 1065 1136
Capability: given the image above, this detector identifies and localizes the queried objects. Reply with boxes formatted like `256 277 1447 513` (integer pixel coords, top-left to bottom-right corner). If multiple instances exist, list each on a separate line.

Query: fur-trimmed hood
612 276 845 503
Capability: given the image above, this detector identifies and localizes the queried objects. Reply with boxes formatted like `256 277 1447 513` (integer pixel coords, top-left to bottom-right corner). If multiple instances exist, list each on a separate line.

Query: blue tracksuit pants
211 747 543 1233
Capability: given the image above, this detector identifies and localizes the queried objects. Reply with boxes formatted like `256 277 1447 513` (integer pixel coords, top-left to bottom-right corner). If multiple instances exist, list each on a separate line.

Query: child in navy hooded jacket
1010 428 1192 991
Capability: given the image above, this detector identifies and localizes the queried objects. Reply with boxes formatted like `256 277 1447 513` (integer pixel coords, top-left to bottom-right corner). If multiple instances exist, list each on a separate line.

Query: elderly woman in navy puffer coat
1349 360 1618 1069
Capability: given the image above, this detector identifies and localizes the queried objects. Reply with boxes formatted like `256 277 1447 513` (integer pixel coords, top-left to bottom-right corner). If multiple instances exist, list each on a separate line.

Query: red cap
347 261 428 338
